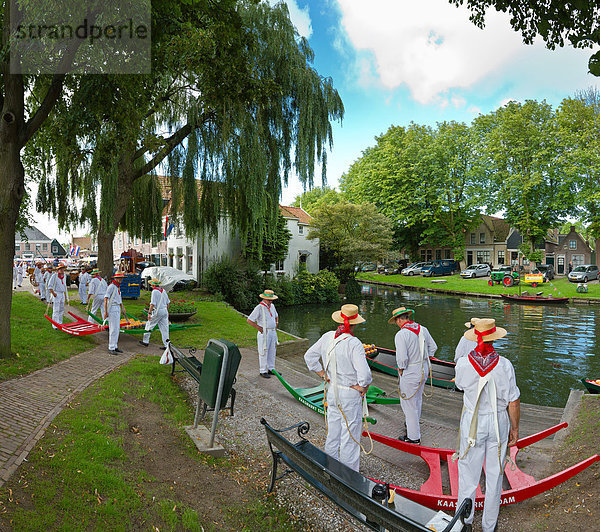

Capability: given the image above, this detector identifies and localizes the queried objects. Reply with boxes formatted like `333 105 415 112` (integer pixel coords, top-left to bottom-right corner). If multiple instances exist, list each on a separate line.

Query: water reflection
277 284 600 407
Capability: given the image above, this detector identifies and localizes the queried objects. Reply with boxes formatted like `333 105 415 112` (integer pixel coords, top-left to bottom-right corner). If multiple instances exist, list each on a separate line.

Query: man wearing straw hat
47 264 69 329
388 307 437 444
104 272 128 355
78 265 91 305
455 318 479 362
139 278 170 348
247 289 279 378
454 318 520 532
304 303 372 471
86 269 107 323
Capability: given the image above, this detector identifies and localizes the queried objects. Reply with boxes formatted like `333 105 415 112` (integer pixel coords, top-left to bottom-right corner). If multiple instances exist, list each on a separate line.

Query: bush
294 270 340 304
203 258 262 312
344 277 361 300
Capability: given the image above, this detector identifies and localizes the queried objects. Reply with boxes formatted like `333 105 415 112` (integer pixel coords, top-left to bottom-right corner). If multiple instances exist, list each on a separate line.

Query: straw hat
332 303 365 325
90 269 101 275
464 317 481 329
259 289 278 300
56 263 67 270
149 278 161 287
388 306 414 324
464 318 507 342
112 271 125 278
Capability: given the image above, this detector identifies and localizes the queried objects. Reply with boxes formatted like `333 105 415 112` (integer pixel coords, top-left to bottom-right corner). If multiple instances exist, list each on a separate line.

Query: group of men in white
249 287 520 532
25 260 171 357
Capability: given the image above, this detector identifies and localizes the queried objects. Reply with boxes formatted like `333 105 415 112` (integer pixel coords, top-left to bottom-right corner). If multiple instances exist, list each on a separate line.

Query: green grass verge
0 356 299 531
357 272 587 299
3 292 97 381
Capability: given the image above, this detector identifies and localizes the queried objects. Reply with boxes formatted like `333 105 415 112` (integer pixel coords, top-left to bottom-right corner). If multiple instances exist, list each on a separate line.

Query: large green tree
32 1 344 279
291 185 341 215
244 212 292 271
450 1 600 75
307 201 393 280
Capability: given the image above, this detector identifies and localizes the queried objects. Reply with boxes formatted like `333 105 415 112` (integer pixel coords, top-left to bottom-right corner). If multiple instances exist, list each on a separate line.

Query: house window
445 249 451 259
275 259 284 271
569 240 577 250
298 225 304 235
15 244 20 251
479 232 485 244
435 249 441 260
426 249 432 261
36 243 41 250
52 245 58 254
186 247 193 273
42 243 47 250
470 233 476 245
572 254 584 267
497 250 505 265
168 247 174 267
420 250 426 261
476 250 490 264
25 243 30 251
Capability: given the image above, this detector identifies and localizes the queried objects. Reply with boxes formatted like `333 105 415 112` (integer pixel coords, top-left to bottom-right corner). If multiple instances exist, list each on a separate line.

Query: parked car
377 262 401 275
532 264 555 281
421 260 457 277
460 263 491 278
401 262 432 276
135 260 156 273
489 265 520 286
568 264 600 283
360 262 377 272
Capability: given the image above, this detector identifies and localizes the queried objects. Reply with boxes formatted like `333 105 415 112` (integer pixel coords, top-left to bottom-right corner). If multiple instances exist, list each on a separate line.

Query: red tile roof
279 205 312 224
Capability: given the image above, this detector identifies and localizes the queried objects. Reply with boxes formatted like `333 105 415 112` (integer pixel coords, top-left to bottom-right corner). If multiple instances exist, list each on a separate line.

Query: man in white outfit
139 278 171 348
305 303 372 472
455 318 520 532
47 264 69 328
87 269 107 322
16 261 24 287
78 266 91 304
454 318 479 362
389 306 437 444
247 289 279 378
43 266 52 302
104 272 127 355
33 262 44 300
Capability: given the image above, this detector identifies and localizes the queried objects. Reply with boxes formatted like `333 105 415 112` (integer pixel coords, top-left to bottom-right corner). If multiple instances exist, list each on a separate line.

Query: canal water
277 283 600 408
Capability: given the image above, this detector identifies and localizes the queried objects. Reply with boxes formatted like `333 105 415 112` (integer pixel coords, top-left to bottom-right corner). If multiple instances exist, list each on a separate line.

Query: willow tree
32 0 344 277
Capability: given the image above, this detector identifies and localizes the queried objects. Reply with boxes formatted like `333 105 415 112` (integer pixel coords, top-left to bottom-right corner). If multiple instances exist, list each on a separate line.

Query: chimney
571 225 576 233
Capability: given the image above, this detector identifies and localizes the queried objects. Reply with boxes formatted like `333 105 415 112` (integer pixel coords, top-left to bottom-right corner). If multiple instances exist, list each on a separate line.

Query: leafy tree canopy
244 212 292 270
291 186 341 215
450 0 600 75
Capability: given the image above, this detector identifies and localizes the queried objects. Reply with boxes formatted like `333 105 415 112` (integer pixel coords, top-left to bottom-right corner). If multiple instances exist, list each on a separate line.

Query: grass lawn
4 292 97 382
0 357 299 531
357 272 589 299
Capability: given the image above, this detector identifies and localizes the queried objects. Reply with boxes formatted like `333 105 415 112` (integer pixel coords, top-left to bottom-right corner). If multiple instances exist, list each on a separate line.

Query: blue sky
34 0 599 240
279 0 599 204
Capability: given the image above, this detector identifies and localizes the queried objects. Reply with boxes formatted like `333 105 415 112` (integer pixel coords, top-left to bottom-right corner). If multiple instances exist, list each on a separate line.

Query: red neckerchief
94 275 102 280
401 321 421 336
57 274 65 285
468 344 500 377
153 287 163 293
260 301 272 316
334 309 359 338
334 324 355 339
111 281 121 294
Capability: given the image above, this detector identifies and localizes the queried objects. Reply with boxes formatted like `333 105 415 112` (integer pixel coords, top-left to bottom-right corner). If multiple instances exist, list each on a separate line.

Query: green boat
364 345 459 391
271 369 401 425
86 310 202 334
581 378 600 394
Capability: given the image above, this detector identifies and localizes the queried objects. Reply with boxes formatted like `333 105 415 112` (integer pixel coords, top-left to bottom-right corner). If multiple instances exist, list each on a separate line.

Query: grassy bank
356 272 593 299
0 356 299 531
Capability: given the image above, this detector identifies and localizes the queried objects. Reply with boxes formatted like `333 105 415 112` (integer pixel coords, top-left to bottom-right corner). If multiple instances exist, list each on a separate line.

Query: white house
278 205 319 275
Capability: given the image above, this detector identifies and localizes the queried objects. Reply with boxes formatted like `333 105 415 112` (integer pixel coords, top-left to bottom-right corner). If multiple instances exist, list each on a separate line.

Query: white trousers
257 330 277 373
39 280 46 300
399 367 426 440
88 296 106 323
78 281 87 303
324 387 363 472
107 305 121 350
51 293 65 328
456 410 509 532
17 271 23 286
142 309 170 346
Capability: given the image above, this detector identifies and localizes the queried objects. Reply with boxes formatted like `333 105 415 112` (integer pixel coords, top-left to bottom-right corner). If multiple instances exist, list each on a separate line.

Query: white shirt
104 282 122 306
248 302 278 330
455 336 477 362
395 323 437 370
455 356 520 414
305 331 373 388
79 272 91 287
48 273 67 293
88 276 107 298
150 287 170 311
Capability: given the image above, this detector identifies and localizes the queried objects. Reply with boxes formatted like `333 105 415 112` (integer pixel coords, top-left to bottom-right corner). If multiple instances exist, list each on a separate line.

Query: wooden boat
581 378 600 394
365 423 600 511
44 312 106 336
500 293 569 304
364 345 458 390
86 310 202 334
271 369 401 425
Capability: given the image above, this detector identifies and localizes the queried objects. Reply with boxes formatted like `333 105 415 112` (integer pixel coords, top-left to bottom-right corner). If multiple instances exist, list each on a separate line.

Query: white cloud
335 0 593 105
276 0 312 39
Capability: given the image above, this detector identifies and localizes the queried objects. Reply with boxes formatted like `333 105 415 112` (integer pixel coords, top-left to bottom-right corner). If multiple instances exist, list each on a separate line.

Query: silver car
568 264 599 283
460 263 491 278
401 261 432 276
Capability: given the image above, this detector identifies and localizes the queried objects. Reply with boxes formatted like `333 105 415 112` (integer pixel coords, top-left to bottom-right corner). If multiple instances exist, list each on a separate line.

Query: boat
365 423 600 511
364 345 458 390
44 312 107 336
271 369 401 425
500 293 569 304
86 310 202 334
581 378 600 394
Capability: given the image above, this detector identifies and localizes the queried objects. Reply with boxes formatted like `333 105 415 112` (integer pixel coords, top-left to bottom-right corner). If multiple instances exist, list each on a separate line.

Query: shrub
203 258 262 312
294 269 340 304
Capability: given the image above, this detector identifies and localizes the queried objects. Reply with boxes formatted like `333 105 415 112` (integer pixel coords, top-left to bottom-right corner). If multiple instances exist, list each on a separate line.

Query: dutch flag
70 245 80 257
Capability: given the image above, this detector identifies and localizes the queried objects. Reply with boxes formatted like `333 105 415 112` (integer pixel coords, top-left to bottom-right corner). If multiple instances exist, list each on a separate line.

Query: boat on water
365 423 600 511
581 378 600 394
500 293 569 304
364 345 458 390
271 369 401 425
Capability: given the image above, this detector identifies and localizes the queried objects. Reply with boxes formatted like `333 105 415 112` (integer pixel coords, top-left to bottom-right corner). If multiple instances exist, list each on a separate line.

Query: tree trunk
0 146 26 358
